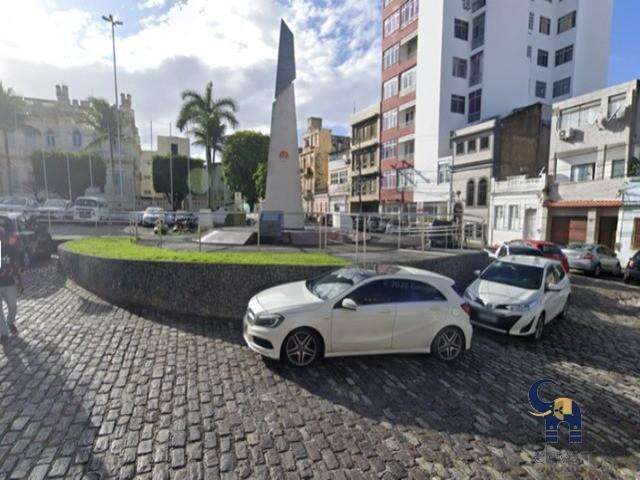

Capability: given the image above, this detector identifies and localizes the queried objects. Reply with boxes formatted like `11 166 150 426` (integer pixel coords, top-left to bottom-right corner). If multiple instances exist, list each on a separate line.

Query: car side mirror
474 269 482 277
341 298 358 310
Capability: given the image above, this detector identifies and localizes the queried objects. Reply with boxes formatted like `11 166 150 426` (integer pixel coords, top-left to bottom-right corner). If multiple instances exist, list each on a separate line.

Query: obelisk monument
262 20 304 229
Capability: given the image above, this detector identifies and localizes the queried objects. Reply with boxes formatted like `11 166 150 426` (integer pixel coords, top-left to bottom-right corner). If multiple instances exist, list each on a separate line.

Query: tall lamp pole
102 14 124 204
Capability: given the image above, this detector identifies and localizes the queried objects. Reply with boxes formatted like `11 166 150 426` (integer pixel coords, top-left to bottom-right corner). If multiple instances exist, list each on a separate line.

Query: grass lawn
64 237 348 267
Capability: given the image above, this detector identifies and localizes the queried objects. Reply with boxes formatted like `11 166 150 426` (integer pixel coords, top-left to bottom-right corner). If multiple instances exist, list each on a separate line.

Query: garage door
551 217 587 245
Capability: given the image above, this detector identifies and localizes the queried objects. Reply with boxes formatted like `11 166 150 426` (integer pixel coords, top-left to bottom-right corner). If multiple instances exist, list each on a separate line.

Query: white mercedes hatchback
243 265 473 367
464 255 571 340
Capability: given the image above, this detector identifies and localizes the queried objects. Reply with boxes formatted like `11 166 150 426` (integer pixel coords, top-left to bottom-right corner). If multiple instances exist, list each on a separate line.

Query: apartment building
380 0 613 215
299 117 349 214
328 148 350 226
350 104 381 213
542 80 640 264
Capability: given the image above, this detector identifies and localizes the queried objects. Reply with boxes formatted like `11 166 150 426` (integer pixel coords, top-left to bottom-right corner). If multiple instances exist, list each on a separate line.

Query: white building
328 149 350 227
407 0 613 211
620 181 640 263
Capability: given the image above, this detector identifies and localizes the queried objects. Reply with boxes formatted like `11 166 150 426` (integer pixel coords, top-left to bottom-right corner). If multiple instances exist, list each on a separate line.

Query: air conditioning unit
558 128 576 141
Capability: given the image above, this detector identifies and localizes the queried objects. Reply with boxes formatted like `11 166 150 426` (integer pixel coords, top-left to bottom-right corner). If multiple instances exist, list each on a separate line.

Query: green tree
0 83 25 194
30 150 107 200
176 82 238 208
152 155 205 210
221 131 269 210
253 160 268 202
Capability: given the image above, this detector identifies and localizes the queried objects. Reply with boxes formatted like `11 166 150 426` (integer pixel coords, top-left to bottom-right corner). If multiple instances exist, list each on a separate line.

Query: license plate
476 311 498 323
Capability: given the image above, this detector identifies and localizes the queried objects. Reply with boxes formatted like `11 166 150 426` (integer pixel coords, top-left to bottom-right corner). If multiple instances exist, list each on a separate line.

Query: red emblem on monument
279 150 289 160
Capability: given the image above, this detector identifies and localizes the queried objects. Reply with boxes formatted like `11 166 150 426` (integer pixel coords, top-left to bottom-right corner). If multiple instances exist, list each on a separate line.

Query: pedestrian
0 226 23 342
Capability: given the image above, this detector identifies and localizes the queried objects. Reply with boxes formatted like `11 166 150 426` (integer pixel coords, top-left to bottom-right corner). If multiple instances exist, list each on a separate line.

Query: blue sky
1 0 638 149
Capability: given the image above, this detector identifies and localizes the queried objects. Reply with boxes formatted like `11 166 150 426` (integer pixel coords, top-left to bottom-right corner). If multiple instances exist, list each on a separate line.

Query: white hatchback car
464 255 571 340
244 265 473 367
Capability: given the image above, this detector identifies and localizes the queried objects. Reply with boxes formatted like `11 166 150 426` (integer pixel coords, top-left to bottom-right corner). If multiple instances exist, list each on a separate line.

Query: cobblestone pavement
1 262 639 479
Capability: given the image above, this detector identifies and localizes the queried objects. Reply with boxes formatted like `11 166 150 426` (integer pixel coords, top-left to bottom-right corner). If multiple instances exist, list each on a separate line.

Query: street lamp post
102 14 124 205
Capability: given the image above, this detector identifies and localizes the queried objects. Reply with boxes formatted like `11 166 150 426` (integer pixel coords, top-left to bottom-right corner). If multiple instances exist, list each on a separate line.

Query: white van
73 197 110 223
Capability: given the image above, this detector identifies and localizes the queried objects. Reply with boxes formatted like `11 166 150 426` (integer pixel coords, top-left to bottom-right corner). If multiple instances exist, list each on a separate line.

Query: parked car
0 213 55 268
243 265 473 367
428 219 460 248
0 196 40 216
73 196 110 223
464 255 571 340
366 216 389 233
384 218 411 235
561 243 622 277
38 198 73 220
488 242 544 259
173 211 198 231
623 251 640 284
141 207 165 227
510 239 570 273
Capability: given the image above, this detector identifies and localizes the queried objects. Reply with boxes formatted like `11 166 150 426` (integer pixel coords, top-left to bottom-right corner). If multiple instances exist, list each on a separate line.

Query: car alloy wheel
613 263 622 277
433 327 463 361
284 329 320 367
593 264 602 277
534 314 545 341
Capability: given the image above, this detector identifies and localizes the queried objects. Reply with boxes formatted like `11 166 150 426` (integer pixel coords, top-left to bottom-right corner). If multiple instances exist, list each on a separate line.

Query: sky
0 0 639 156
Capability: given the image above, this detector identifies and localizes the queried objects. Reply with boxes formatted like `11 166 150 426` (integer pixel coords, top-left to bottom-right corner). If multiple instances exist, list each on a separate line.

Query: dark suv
624 251 640 284
0 213 55 268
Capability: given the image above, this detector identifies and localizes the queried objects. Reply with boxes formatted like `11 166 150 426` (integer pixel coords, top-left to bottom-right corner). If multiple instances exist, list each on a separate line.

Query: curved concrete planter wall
58 245 489 320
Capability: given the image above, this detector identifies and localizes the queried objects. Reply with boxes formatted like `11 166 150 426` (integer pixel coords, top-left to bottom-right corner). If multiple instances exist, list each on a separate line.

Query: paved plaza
0 261 639 479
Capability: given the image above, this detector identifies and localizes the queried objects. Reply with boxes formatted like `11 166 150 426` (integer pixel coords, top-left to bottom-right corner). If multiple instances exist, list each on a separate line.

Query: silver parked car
561 243 622 277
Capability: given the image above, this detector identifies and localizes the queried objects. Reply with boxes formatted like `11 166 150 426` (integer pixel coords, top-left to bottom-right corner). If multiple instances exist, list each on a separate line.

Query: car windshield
146 207 163 213
5 197 27 205
480 261 544 290
509 246 543 256
76 198 98 207
566 243 586 250
305 268 374 300
44 199 66 207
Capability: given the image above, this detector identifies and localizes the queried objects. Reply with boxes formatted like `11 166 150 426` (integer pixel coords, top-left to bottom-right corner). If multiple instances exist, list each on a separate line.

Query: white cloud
0 0 381 148
138 0 166 10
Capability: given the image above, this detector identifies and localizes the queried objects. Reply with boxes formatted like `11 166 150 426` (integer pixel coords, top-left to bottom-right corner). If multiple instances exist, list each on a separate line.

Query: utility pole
169 122 174 211
102 14 124 204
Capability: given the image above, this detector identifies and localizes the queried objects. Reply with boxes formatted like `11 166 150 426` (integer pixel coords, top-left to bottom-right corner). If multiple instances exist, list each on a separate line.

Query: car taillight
461 303 471 316
630 261 636 269
8 234 19 246
581 252 594 260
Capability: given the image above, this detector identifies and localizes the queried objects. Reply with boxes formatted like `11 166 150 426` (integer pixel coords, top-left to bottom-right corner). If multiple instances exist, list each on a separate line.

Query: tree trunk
107 124 116 195
2 129 12 195
207 146 214 209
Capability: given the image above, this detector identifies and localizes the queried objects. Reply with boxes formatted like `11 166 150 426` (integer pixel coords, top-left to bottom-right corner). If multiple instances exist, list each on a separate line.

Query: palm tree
0 82 25 194
79 97 118 183
177 82 238 207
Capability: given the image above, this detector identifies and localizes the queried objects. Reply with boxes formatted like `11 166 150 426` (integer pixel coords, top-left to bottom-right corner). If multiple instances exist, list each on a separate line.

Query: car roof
500 255 560 268
369 264 455 286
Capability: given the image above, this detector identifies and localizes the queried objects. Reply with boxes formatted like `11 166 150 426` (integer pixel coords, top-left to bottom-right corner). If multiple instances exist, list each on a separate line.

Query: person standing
0 227 23 342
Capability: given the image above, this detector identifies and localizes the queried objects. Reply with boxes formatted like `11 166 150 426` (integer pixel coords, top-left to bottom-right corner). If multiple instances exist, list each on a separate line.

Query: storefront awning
545 200 622 208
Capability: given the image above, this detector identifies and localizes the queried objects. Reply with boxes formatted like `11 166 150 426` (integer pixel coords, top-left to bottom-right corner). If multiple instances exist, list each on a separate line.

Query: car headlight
463 290 475 301
504 299 539 312
254 313 285 328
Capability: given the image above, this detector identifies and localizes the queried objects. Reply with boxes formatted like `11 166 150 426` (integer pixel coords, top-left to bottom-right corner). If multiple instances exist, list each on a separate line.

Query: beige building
350 104 380 213
139 135 190 201
543 79 640 261
299 117 349 214
0 84 141 208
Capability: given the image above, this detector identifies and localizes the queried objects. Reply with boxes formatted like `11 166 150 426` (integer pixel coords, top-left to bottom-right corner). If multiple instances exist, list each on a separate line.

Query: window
611 159 625 178
383 78 398 100
382 109 398 130
400 0 419 28
397 168 415 190
527 46 532 59
466 180 475 207
553 77 571 98
383 44 399 70
469 51 483 86
348 280 391 305
632 218 640 249
539 16 550 35
555 45 574 66
45 131 55 147
468 89 482 122
467 139 477 153
381 170 397 189
400 67 417 92
384 10 400 37
472 13 485 49
381 140 397 159
437 163 451 184
494 206 504 229
455 142 465 155
390 279 447 303
401 108 415 127
384 0 393 6
72 130 82 147
471 0 486 13
559 101 600 128
452 57 467 78
535 81 547 99
528 12 535 30
558 11 576 34
171 143 179 155
508 205 520 231
477 178 488 206
608 94 626 120
451 94 466 114
537 49 548 67
454 19 469 40
570 163 595 182
480 136 490 150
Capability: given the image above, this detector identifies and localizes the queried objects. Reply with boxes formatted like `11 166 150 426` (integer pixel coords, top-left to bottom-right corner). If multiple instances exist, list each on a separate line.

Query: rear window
510 246 543 257
76 199 98 207
541 244 562 255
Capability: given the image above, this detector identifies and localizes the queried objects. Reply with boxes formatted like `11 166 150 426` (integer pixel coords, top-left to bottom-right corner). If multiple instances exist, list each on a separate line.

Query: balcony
399 35 418 64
